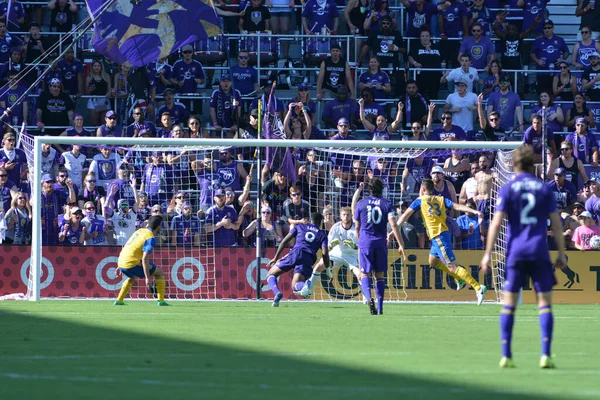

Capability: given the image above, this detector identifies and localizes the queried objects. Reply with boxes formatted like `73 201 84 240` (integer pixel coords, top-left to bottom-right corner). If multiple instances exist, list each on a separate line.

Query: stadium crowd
0 0 599 250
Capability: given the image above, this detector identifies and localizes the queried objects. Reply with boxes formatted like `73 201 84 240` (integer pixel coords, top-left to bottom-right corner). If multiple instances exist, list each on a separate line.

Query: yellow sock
433 262 461 280
455 266 481 291
156 279 165 301
117 278 134 302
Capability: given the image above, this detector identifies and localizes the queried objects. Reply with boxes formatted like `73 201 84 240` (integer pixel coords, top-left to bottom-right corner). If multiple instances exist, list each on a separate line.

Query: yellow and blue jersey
409 195 455 240
118 228 156 269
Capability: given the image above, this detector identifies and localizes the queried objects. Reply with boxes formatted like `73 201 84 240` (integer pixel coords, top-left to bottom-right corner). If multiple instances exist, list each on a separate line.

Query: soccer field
0 302 598 400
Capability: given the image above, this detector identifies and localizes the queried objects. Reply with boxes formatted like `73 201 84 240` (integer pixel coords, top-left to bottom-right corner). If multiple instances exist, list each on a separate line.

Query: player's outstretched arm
452 202 482 217
351 182 365 216
395 207 415 228
268 232 296 266
480 211 504 274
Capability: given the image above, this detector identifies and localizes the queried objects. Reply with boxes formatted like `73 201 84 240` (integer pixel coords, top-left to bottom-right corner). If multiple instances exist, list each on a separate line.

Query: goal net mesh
13 133 514 302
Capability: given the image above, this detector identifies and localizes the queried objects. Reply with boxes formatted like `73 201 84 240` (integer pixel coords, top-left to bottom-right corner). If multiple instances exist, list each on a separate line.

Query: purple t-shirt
170 214 202 246
354 195 393 249
301 0 339 32
459 36 495 70
531 35 569 73
546 180 577 207
205 204 238 246
585 195 600 222
231 65 258 96
322 98 356 126
209 88 242 128
497 172 556 266
172 59 205 94
56 59 83 96
522 126 554 154
565 132 599 164
358 71 390 100
142 164 167 195
292 223 328 254
438 1 468 38
430 125 467 141
0 84 27 123
157 103 189 126
523 0 548 35
486 91 521 131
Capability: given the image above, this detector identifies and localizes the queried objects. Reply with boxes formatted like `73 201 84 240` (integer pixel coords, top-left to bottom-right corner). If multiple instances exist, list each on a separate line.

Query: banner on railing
0 247 597 303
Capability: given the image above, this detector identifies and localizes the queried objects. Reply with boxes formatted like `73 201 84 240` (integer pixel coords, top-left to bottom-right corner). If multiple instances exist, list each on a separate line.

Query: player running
266 212 330 307
114 215 169 306
300 206 361 299
397 178 488 305
354 178 405 315
481 145 566 369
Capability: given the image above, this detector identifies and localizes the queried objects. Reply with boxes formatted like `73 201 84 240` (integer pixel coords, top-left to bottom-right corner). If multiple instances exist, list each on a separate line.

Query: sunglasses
176 195 184 199
87 180 96 183
262 211 271 214
581 31 590 34
489 118 499 121
183 207 191 210
183 50 193 54
381 22 391 26
544 26 553 30
59 175 66 178
298 88 308 92
5 138 15 142
85 206 95 210
50 85 61 88
560 148 572 151
238 55 249 59
73 214 82 218
0 174 6 177
226 191 235 196
411 126 421 129
576 123 585 126
471 29 481 33
152 209 161 213
441 117 452 120
107 116 116 120
18 197 26 200
560 66 569 69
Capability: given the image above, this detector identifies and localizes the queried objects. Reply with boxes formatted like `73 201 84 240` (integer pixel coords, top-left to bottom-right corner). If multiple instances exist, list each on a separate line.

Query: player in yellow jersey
396 178 488 305
114 215 169 306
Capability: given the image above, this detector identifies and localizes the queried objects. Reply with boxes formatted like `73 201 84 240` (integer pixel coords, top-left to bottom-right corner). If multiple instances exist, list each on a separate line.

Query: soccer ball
590 235 600 250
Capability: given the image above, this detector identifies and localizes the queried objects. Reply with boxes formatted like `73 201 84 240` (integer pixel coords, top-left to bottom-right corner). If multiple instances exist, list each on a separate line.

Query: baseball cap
579 211 592 219
50 78 61 86
431 166 444 175
337 117 349 126
182 201 192 208
163 87 174 96
42 174 55 183
336 85 348 94
589 51 600 58
250 109 258 117
585 177 599 186
298 82 308 90
455 77 468 86
499 74 511 83
105 110 116 118
181 44 194 52
220 73 232 81
215 189 226 196
330 43 341 51
573 202 585 209
381 15 393 23
575 117 588 125
70 207 83 215
544 19 554 26
554 167 565 175
151 204 162 212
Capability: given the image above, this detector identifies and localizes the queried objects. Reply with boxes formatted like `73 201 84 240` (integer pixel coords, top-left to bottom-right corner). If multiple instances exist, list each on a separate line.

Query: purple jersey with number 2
354 195 393 249
497 172 556 267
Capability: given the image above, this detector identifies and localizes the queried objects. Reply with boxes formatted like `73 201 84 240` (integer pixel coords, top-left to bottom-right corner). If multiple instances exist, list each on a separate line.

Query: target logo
246 257 271 292
171 257 205 291
20 257 54 289
96 256 125 290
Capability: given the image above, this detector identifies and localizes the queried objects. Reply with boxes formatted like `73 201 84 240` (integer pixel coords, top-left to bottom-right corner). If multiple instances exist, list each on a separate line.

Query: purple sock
375 278 385 314
267 275 280 296
361 277 372 301
294 282 304 291
539 306 553 357
500 306 516 358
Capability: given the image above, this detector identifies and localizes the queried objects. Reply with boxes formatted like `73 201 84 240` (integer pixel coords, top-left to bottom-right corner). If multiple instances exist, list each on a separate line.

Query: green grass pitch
0 301 598 400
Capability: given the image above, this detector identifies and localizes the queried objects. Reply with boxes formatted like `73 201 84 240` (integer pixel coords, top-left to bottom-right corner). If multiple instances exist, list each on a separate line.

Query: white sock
310 272 321 285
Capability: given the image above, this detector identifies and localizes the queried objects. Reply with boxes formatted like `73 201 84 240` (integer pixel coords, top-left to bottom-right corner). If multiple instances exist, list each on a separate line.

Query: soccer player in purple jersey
354 177 405 315
266 212 330 307
481 145 567 369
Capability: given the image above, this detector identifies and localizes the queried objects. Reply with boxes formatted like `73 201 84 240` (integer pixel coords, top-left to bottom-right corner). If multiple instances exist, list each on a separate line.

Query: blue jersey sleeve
444 197 455 210
142 238 156 253
409 198 422 211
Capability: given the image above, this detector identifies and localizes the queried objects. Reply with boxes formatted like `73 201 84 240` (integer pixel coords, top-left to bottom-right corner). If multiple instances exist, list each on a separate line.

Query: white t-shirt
463 177 478 200
61 151 88 191
112 210 137 246
89 153 123 191
447 67 479 92
445 92 478 132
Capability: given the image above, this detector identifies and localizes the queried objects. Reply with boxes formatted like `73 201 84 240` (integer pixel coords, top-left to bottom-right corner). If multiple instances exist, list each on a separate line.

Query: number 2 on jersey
366 205 383 224
520 193 537 225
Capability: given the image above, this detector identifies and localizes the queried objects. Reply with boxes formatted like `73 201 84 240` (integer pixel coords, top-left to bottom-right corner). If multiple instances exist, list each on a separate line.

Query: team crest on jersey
471 45 483 59
446 13 455 22
251 11 262 25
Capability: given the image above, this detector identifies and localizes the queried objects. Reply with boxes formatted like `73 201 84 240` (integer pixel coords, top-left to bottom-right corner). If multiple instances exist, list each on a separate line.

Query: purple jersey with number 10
354 195 393 249
497 172 557 267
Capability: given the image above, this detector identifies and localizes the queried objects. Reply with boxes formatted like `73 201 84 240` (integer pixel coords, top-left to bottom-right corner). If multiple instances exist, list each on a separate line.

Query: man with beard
96 110 123 137
203 188 248 246
458 22 495 71
36 78 74 136
402 80 429 128
431 165 457 204
429 110 467 141
581 51 600 101
547 168 577 208
322 86 356 130
170 201 201 246
39 173 76 245
473 154 493 220
530 20 569 94
564 202 585 248
317 44 356 101
209 74 241 138
365 15 406 69
125 106 157 138
216 148 247 191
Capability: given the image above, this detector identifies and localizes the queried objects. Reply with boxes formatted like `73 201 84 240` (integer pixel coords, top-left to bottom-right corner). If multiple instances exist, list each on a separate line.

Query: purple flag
263 85 297 183
85 0 221 67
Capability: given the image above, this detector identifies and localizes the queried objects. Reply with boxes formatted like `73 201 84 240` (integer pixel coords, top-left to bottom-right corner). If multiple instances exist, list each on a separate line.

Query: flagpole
255 98 263 300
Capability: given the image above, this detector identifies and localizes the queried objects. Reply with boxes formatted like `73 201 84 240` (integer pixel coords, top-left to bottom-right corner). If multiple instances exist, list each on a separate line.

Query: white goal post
23 136 520 302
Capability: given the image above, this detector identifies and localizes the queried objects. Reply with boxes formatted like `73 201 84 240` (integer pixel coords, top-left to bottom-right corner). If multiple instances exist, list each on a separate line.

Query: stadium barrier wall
1 247 598 304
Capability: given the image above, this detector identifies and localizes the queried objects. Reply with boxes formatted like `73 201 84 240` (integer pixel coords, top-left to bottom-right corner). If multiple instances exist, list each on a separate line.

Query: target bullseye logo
171 257 205 291
21 257 54 289
96 256 124 290
246 258 271 291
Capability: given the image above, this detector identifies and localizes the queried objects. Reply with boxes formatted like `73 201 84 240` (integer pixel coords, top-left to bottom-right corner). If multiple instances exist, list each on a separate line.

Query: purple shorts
359 247 388 274
478 199 491 219
504 261 557 293
277 249 315 279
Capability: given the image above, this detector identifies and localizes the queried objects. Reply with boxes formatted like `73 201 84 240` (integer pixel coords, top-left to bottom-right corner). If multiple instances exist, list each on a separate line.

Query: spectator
0 166 17 212
0 132 27 186
239 0 270 31
302 0 339 35
441 54 479 93
572 26 600 71
486 75 524 133
261 171 291 221
242 206 282 248
0 70 28 128
431 165 457 203
231 50 259 110
564 201 585 248
156 111 173 138
96 110 124 137
123 65 157 122
400 0 438 39
322 86 356 130
157 88 189 126
5 48 25 78
365 15 405 71
166 190 189 218
58 206 86 246
358 98 402 140
291 83 316 124
250 77 284 119
579 180 594 204
576 2 600 39
126 106 157 138
530 20 569 94
530 91 564 141
322 205 336 232
522 115 557 164
401 155 435 196
581 51 600 101
140 152 169 206
88 146 123 190
135 192 152 229
191 154 221 212
456 198 484 249
147 56 171 99
467 0 493 34
345 0 370 37
36 78 75 136
47 0 78 35
522 0 548 37
547 167 578 208
494 18 539 71
552 60 576 102
4 192 31 245
0 23 13 65
112 64 130 105
333 159 367 209
443 78 477 133
364 0 396 33
53 168 79 200
548 140 588 189
40 173 75 245
565 92 596 129
56 48 84 97
77 172 105 211
59 114 92 140
357 57 391 103
317 44 356 101
85 59 112 125
188 115 204 139
171 44 205 95
80 200 108 246
458 162 479 204
443 149 470 194
104 197 138 246
203 188 248 246
165 125 196 191
429 110 467 141
477 94 506 142
106 165 138 209
571 211 600 250
407 29 442 101
473 154 493 219
565 117 599 167
283 101 312 140
281 185 311 234
329 117 357 172
216 148 248 191
39 143 58 180
481 59 502 99
209 74 241 138
458 22 494 72
23 23 51 64
170 201 201 246
391 201 425 249
438 0 469 67
355 88 384 128
296 150 326 211
585 177 600 220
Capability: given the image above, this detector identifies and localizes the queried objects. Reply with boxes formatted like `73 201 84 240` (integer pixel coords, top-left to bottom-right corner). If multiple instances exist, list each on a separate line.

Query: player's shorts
478 198 491 220
119 263 157 279
430 231 456 264
358 247 388 274
504 260 557 293
277 249 316 279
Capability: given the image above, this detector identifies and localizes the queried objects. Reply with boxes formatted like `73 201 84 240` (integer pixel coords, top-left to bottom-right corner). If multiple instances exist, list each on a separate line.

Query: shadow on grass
0 307 549 400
